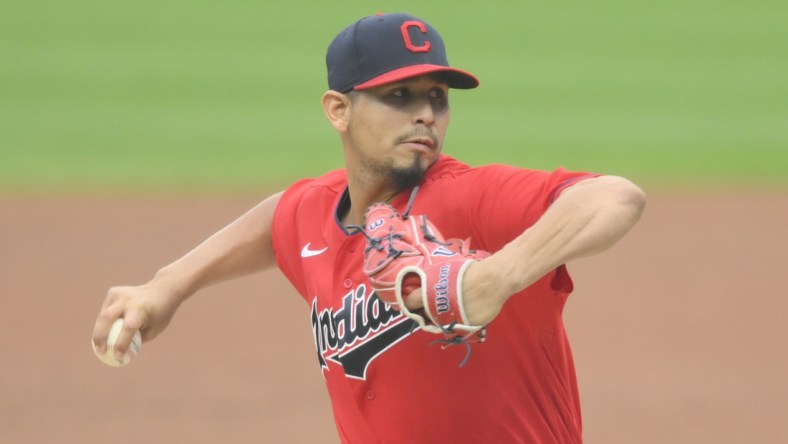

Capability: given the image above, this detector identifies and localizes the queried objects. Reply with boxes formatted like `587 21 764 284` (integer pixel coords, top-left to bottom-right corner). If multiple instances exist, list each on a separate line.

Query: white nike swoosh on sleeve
301 243 328 258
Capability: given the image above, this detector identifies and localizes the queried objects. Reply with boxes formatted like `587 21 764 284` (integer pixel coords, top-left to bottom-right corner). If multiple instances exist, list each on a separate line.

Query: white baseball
92 318 142 367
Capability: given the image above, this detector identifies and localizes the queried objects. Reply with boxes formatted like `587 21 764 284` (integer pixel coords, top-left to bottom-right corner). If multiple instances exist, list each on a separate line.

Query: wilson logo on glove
434 264 451 314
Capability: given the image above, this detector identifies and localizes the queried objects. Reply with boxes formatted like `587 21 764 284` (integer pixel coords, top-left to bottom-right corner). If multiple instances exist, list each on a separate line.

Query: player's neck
342 178 398 228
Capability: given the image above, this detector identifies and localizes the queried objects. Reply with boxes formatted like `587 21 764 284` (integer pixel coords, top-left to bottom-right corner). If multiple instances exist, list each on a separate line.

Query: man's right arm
91 191 283 361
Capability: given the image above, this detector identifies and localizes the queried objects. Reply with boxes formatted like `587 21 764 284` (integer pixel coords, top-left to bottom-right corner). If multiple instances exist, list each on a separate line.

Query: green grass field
2 0 786 193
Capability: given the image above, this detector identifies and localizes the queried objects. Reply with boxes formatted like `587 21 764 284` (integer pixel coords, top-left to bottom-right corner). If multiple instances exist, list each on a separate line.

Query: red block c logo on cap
400 21 431 53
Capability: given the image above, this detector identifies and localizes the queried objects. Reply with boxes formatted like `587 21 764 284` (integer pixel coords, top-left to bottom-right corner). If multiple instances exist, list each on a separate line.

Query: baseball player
92 13 646 443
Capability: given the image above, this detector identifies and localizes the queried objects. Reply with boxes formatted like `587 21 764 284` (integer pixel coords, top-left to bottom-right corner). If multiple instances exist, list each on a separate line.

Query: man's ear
322 90 352 132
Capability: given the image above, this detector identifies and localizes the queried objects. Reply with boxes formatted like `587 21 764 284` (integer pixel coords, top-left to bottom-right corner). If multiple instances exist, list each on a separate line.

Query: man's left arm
454 175 646 326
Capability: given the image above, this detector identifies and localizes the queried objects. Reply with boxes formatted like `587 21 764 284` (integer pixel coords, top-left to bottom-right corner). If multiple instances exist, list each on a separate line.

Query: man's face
345 75 451 192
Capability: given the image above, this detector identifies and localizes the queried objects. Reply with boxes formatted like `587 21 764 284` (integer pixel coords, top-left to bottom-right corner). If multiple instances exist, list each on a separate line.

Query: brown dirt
1 191 786 443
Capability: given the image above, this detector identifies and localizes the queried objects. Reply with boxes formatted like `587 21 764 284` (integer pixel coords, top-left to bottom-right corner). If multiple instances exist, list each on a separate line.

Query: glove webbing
346 185 419 236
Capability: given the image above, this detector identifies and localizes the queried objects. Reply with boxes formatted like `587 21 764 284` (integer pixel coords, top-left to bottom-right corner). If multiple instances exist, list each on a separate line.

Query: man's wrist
149 266 193 305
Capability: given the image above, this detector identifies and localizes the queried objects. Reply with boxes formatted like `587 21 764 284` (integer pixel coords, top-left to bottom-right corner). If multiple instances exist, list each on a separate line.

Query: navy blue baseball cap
326 13 480 93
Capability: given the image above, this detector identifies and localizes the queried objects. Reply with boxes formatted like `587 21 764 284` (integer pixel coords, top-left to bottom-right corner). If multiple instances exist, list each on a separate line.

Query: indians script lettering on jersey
311 283 416 380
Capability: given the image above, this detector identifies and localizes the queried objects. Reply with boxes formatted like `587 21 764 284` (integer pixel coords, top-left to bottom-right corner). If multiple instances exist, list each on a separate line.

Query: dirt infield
2 191 786 443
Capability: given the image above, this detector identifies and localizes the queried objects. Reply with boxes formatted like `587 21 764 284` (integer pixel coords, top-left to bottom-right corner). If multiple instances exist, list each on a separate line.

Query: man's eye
429 89 446 99
391 88 409 98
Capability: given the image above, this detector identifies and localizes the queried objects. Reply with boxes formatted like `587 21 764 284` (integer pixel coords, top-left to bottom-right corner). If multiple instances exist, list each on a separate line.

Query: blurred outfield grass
1 0 786 193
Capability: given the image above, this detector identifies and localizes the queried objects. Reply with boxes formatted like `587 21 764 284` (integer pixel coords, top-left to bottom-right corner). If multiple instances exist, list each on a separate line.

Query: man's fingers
91 304 124 353
111 312 145 358
404 288 423 311
92 286 149 357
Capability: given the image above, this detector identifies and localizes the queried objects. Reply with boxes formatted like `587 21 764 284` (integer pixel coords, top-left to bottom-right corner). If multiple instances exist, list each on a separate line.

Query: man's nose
412 99 435 126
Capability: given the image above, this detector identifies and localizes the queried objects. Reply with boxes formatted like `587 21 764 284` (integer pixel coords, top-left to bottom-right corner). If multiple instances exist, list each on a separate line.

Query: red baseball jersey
273 155 596 443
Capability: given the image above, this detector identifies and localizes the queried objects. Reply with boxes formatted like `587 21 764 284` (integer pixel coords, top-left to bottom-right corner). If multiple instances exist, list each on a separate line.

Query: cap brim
353 64 479 90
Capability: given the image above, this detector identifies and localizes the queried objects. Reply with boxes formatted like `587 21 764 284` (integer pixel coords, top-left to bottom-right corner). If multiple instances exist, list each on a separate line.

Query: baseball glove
357 201 491 348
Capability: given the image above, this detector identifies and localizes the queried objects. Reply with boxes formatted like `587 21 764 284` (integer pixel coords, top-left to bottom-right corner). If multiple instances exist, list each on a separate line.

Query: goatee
389 154 426 194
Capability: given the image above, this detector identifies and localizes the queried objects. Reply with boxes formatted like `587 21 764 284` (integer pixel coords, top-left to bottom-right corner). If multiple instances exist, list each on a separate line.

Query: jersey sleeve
468 165 599 253
271 178 312 298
